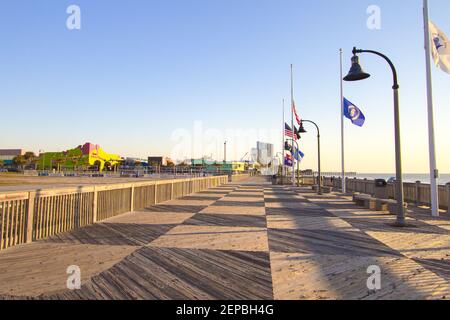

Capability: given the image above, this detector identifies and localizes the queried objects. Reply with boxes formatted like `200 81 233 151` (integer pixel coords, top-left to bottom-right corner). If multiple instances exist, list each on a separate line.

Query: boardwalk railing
0 176 228 251
322 176 450 213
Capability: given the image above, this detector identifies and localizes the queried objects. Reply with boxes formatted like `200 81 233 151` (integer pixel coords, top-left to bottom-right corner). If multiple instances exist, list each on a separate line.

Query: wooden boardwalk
0 177 449 300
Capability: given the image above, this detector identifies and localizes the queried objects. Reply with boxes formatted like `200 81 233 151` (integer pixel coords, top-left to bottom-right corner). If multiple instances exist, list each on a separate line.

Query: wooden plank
0 201 5 250
57 195 63 234
36 198 42 240
17 200 22 244
447 184 450 214
12 200 19 247
63 194 68 233
53 196 59 235
5 201 11 249
130 186 135 212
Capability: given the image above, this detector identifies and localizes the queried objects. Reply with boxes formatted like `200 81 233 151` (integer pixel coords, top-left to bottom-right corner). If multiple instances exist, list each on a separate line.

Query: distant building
256 142 274 166
123 158 148 166
0 149 24 166
148 157 167 166
250 148 258 163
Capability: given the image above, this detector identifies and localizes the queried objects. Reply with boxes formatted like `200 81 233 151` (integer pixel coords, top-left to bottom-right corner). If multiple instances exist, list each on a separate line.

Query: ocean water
347 173 450 185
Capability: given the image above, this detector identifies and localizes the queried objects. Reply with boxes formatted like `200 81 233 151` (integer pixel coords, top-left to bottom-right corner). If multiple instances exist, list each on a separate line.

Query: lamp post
343 47 405 227
299 120 321 195
39 149 45 172
274 152 282 178
224 141 227 163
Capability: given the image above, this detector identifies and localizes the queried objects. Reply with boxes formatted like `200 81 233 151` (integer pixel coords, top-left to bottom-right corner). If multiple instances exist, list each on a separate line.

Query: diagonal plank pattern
0 176 449 300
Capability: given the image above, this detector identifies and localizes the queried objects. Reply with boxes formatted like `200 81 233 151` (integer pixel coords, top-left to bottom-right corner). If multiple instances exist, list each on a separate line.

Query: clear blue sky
1 0 449 173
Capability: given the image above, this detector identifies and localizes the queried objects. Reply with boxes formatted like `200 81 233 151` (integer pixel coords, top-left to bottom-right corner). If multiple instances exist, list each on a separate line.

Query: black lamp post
300 120 322 195
344 47 405 227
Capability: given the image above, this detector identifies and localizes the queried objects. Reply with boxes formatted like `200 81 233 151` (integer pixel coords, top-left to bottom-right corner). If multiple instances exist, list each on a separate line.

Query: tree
13 155 27 170
24 152 36 161
104 162 114 172
0 159 4 168
24 152 38 169
93 160 102 172
166 160 175 167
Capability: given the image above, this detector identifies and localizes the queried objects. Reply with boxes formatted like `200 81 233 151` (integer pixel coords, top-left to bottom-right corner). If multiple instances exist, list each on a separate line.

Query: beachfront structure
37 143 121 171
0 149 24 166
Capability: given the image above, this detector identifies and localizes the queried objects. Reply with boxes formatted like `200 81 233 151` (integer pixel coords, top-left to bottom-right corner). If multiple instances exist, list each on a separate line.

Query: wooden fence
0 176 228 251
322 176 450 213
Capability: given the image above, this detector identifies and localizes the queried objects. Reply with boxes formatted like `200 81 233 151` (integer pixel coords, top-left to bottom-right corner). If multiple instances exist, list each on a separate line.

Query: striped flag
292 101 301 126
284 123 298 140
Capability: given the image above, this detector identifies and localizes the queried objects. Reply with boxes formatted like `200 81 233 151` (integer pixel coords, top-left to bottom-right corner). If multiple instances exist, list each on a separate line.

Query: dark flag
294 126 301 140
284 141 293 152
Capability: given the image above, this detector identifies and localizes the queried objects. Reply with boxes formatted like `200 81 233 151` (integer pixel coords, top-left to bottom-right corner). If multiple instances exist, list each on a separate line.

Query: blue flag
343 98 365 127
284 154 293 167
297 149 305 161
293 148 305 161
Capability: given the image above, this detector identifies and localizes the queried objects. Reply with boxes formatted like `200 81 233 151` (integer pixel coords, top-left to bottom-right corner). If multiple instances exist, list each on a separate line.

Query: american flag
284 123 298 140
292 101 301 126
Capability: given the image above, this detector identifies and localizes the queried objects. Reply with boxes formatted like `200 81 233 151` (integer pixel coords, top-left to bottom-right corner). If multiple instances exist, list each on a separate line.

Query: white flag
429 21 450 73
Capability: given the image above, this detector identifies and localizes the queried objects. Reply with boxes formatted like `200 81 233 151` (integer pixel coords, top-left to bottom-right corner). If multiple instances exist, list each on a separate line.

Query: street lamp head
299 122 307 134
343 54 371 82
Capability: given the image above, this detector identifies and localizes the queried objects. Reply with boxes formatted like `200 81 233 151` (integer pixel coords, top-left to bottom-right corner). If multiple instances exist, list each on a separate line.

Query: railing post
170 182 174 200
26 192 35 244
130 185 135 212
154 184 158 204
415 181 421 206
92 187 98 223
446 183 450 215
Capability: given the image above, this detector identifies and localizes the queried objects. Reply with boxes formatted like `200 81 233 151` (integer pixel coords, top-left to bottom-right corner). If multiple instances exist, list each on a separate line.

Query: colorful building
38 143 121 171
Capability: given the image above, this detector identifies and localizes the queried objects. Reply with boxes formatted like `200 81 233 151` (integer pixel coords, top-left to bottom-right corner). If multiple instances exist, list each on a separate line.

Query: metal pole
340 48 346 193
291 64 295 186
301 120 321 195
423 0 440 217
282 99 285 177
393 88 405 226
39 150 45 172
317 129 322 195
224 141 227 163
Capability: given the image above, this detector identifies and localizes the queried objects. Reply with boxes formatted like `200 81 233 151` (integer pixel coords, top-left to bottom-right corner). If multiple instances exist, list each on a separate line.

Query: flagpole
423 0 440 217
340 48 346 193
291 64 296 186
282 98 285 177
